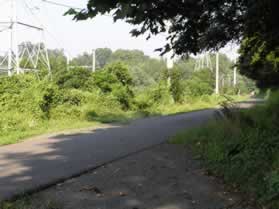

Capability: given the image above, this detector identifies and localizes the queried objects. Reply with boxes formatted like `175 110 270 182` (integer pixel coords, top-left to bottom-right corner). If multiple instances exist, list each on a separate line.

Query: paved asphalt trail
0 109 216 201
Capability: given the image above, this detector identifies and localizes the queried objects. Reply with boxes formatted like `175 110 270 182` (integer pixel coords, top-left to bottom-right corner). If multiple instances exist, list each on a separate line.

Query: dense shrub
92 69 119 93
172 91 279 208
0 56 252 146
148 82 173 105
55 67 92 90
59 89 87 106
92 63 135 110
106 62 133 86
170 68 185 103
185 69 215 97
133 82 173 114
111 84 134 110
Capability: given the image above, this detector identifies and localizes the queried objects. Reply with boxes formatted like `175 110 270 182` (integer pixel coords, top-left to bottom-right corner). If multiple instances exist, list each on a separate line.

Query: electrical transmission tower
0 0 51 76
194 53 213 72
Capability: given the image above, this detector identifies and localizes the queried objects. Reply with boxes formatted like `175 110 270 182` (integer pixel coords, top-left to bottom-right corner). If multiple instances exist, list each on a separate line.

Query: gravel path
17 144 243 209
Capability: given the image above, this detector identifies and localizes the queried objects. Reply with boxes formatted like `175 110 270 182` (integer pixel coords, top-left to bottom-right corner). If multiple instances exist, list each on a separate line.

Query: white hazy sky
0 0 239 60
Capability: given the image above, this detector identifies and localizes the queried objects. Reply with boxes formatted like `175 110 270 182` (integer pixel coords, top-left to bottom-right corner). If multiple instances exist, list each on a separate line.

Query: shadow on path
0 109 216 202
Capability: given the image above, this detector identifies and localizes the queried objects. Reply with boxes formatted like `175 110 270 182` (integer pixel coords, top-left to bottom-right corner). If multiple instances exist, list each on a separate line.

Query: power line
41 0 84 11
39 0 112 60
23 0 74 59
39 2 74 58
0 26 10 33
41 0 112 17
22 0 42 27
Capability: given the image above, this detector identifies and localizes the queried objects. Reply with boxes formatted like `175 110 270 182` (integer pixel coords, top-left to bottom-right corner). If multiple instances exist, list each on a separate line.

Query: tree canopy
68 0 276 55
67 0 279 88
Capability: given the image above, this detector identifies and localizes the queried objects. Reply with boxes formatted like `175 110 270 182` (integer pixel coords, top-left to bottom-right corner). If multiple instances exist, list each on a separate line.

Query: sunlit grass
0 94 248 146
170 91 279 208
1 196 63 209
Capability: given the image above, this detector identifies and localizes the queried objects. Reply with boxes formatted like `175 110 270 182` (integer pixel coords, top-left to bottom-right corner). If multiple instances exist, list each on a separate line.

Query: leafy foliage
67 0 279 88
0 46 253 145
239 36 279 88
185 69 215 97
48 49 68 74
92 62 134 109
71 48 113 69
96 48 113 69
170 68 185 103
172 91 279 208
55 67 92 90
67 0 246 55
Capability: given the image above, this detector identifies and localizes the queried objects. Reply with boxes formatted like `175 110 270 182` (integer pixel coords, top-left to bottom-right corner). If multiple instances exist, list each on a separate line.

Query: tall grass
0 72 247 146
1 197 62 209
171 91 279 208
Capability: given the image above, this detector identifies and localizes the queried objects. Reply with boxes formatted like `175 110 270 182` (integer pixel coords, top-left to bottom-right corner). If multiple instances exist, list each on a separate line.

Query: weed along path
0 109 216 202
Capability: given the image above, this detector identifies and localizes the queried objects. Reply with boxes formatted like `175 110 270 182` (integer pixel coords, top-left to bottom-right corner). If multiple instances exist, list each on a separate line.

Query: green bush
92 62 135 110
185 69 215 97
92 69 118 93
111 84 134 110
172 91 279 208
149 82 173 105
50 105 83 120
134 91 154 111
0 56 251 146
39 85 61 118
170 68 185 103
106 62 133 86
55 67 92 90
60 89 87 106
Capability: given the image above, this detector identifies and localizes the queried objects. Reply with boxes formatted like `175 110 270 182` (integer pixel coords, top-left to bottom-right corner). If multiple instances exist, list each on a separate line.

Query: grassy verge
0 120 100 146
0 95 246 146
154 94 247 115
0 110 146 146
1 196 63 209
170 91 279 208
0 95 249 208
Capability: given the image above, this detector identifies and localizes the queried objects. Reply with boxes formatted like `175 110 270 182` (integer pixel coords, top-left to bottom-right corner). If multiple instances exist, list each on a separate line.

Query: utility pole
166 54 173 87
8 0 15 76
233 59 237 87
167 55 174 69
66 53 70 71
92 49 96 72
8 21 12 76
215 52 220 94
195 53 213 72
13 0 20 74
9 0 20 74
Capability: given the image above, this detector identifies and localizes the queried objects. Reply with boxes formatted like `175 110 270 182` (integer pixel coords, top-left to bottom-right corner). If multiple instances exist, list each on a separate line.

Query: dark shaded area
21 145 243 209
0 110 215 202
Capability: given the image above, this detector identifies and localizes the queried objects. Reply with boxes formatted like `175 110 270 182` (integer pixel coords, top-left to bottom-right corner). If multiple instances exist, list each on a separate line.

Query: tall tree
110 49 148 65
67 0 248 55
48 49 67 73
96 48 112 69
238 36 279 88
71 52 92 67
67 0 279 87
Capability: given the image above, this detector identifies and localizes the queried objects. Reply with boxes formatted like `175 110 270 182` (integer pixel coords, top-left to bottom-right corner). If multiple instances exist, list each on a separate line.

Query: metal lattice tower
0 0 51 76
194 53 213 72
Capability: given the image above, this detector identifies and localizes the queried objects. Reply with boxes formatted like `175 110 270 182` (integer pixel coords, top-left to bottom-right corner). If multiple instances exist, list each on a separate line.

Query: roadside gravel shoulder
18 144 244 209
